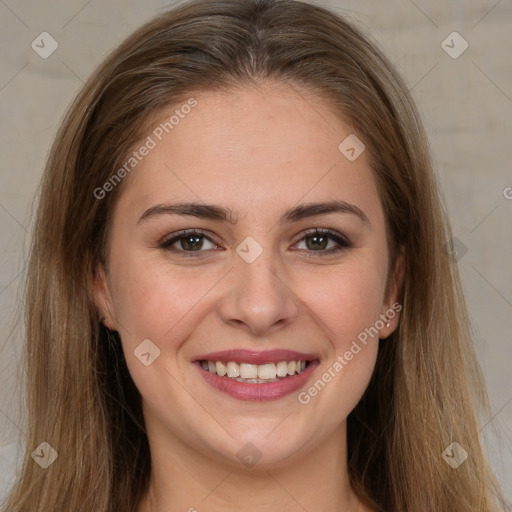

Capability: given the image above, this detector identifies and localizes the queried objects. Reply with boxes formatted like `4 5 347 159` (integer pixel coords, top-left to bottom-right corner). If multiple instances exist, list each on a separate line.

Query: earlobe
91 265 117 331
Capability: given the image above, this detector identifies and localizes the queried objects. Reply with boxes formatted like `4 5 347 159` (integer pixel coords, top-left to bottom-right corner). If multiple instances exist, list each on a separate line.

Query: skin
93 81 404 512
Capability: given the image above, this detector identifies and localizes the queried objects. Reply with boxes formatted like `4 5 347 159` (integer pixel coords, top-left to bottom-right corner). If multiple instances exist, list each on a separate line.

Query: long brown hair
3 0 508 510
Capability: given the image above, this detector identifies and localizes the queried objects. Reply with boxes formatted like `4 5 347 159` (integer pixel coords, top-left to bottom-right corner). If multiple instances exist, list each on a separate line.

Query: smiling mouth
198 359 311 383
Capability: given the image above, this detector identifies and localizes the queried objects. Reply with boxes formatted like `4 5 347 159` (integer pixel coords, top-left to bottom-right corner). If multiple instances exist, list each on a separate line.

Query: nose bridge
218 236 299 334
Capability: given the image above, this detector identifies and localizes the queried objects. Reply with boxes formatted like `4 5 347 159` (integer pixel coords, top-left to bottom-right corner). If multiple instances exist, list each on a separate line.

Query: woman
2 0 508 510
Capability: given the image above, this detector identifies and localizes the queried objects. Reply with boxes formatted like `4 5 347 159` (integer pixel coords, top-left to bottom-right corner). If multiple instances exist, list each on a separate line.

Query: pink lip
193 358 320 402
193 349 318 365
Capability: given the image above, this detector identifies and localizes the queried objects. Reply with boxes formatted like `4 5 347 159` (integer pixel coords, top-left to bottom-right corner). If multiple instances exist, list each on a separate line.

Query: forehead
115 82 383 226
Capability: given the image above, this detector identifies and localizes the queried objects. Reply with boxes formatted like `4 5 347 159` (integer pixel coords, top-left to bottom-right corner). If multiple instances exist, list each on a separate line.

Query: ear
91 264 118 331
379 246 405 339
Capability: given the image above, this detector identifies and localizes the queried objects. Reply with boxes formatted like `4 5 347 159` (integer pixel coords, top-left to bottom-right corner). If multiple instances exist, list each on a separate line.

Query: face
93 82 403 469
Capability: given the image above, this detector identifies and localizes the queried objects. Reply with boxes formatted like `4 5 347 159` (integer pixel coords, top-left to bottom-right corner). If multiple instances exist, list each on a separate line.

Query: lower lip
194 361 320 402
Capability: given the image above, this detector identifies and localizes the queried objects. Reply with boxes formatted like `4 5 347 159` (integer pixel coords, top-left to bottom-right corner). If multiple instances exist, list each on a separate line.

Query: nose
217 248 300 337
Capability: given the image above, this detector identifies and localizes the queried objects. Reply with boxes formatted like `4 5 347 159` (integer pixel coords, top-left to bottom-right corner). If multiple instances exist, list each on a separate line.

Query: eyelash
159 228 352 258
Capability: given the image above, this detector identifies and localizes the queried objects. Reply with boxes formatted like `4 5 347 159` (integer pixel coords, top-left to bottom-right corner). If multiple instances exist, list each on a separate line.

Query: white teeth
234 377 280 383
216 361 227 376
202 359 309 381
258 363 277 379
227 361 240 378
276 361 288 377
240 363 258 379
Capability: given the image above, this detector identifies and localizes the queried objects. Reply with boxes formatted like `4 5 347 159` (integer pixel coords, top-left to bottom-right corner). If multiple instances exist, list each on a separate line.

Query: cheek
299 258 387 349
297 273 381 425
293 255 385 411
107 251 206 348
108 257 203 407
112 246 207 322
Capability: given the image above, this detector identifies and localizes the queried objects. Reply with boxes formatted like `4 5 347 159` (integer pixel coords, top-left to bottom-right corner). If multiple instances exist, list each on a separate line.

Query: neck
137 420 370 512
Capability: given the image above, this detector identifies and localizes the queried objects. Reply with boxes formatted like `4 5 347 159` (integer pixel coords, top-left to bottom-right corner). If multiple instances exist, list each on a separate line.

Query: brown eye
294 229 352 256
160 230 220 256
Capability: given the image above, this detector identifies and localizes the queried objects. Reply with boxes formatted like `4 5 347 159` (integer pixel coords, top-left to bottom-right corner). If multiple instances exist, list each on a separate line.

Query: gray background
0 0 510 504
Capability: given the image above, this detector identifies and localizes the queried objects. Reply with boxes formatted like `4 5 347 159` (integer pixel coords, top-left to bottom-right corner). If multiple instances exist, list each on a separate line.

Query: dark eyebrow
137 200 370 226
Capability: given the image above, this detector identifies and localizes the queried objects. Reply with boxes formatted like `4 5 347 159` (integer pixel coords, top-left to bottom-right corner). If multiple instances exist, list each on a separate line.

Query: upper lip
194 349 319 365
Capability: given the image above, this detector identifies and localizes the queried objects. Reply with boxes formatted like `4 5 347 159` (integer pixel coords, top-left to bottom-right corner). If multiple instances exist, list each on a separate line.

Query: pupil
308 235 327 250
183 235 201 250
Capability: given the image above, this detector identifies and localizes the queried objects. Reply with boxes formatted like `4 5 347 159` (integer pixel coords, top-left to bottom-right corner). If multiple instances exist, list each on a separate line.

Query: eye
159 229 221 257
293 228 352 257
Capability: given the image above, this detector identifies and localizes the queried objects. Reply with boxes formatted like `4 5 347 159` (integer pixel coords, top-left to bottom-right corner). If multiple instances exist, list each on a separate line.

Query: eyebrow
137 200 370 226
